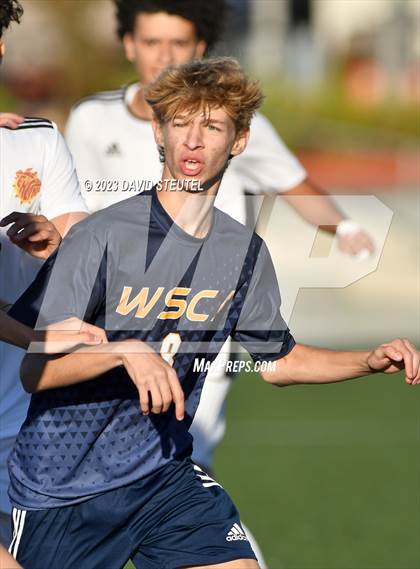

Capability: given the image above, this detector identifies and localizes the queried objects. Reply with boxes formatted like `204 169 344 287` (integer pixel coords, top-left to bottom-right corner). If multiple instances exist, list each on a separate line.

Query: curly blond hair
144 57 264 134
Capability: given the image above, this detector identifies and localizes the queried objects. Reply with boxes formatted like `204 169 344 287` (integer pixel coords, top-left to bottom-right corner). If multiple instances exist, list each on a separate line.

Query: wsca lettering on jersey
116 286 233 322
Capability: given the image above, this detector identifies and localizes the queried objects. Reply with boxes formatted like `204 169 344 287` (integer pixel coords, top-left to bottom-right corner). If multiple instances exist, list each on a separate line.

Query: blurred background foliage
0 0 418 151
262 77 419 151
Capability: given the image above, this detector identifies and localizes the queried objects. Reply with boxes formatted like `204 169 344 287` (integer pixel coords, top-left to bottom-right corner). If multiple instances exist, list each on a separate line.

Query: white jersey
0 118 87 513
66 83 306 223
232 112 307 194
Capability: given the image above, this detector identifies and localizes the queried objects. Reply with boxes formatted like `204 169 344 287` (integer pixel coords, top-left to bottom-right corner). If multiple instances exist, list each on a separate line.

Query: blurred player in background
0 0 89 547
66 0 376 244
65 2 375 564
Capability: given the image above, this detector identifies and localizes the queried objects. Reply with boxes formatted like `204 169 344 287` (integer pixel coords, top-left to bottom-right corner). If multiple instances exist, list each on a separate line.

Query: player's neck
156 176 217 239
127 87 153 121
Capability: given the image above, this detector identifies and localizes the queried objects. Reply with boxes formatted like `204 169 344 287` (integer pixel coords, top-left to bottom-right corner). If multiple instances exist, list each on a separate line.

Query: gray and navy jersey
8 188 294 510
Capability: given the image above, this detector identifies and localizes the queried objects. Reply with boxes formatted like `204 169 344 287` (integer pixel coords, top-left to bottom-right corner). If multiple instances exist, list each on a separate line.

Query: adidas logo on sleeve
226 523 249 542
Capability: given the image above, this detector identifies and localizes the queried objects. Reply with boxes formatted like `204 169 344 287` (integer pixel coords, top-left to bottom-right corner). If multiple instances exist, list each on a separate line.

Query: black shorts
9 459 256 569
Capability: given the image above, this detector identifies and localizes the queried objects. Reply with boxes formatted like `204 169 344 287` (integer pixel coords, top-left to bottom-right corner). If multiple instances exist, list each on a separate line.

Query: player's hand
0 211 62 259
31 318 108 353
337 230 375 258
337 229 375 259
367 338 420 385
0 112 24 129
336 220 375 259
120 339 185 420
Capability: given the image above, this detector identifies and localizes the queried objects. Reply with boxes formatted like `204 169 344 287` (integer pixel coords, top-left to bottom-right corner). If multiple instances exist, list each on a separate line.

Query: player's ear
0 41 5 61
152 119 166 163
230 129 250 158
151 118 164 147
194 40 207 59
122 33 136 62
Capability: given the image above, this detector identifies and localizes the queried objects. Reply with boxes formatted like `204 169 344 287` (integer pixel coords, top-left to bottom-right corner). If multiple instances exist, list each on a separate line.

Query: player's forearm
51 211 88 238
282 179 344 231
263 343 372 386
0 311 34 349
20 343 124 393
0 544 22 569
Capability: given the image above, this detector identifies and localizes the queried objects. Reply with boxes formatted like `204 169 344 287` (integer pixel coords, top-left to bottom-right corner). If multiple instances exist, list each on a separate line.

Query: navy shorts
9 459 256 569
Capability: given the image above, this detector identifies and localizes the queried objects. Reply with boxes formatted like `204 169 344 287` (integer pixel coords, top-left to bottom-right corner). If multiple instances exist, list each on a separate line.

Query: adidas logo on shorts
226 523 248 542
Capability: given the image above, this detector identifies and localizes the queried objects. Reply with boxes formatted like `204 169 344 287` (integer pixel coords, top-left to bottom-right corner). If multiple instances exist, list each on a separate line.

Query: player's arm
260 340 420 387
50 211 87 237
0 209 87 260
21 343 124 392
40 123 88 230
0 544 22 569
0 111 24 129
236 113 374 256
10 221 185 419
0 311 105 351
234 240 418 387
20 340 185 420
281 179 375 256
0 310 33 348
65 102 102 212
11 218 185 419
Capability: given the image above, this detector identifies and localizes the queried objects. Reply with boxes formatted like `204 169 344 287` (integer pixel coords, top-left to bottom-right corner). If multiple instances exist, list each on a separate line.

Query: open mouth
180 159 203 176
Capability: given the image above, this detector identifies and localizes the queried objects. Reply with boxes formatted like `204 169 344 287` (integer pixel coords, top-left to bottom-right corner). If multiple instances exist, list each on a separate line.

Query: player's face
153 106 249 192
123 12 206 85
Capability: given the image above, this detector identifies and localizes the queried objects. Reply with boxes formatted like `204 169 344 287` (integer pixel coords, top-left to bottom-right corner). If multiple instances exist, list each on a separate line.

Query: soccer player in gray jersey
8 58 419 569
65 2 376 511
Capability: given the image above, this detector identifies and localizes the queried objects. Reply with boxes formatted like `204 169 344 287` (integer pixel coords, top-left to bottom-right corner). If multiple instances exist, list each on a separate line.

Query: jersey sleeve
232 112 307 193
9 222 107 330
39 123 87 220
231 240 295 362
65 104 102 210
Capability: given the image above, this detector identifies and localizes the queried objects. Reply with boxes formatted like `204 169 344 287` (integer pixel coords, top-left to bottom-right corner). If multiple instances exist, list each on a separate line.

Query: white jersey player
0 117 88 543
0 3 102 564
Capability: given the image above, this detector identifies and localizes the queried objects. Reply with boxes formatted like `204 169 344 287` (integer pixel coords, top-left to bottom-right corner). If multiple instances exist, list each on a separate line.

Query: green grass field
124 369 419 569
214 369 420 569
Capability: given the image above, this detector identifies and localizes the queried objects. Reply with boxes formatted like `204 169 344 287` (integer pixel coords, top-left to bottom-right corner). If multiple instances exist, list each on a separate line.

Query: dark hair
114 0 228 52
0 0 23 38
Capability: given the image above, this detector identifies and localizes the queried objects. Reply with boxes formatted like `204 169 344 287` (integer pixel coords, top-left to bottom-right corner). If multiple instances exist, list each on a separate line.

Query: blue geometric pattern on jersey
8 189 295 509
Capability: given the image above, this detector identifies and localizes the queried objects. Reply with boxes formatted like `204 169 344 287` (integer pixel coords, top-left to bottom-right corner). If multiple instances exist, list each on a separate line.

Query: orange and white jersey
0 118 87 515
0 117 87 306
